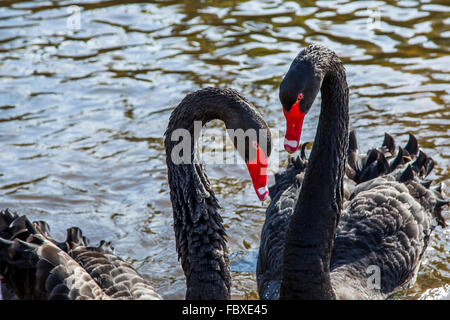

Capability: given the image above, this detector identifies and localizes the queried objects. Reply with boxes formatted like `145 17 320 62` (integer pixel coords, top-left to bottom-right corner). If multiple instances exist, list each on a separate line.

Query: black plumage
0 209 162 300
164 87 271 299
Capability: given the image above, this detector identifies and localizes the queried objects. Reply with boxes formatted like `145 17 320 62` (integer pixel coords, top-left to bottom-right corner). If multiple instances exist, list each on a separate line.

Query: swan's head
279 54 322 153
227 115 272 201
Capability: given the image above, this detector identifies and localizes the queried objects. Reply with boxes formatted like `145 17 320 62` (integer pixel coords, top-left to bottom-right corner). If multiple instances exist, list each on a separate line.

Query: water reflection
0 0 448 299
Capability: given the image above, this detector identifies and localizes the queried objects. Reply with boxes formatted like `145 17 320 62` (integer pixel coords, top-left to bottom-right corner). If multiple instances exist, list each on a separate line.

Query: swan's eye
287 93 303 112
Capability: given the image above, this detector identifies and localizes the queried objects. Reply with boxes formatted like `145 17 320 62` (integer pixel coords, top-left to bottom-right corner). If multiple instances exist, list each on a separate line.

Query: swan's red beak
283 94 305 153
246 146 269 201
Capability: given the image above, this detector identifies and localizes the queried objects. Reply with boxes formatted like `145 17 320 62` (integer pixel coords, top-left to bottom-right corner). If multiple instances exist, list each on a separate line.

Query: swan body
330 161 445 299
257 44 448 300
259 137 447 300
0 208 162 300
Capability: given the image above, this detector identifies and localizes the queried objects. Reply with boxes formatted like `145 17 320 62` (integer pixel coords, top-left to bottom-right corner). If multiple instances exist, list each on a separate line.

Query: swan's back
257 132 448 299
330 167 446 299
0 209 161 300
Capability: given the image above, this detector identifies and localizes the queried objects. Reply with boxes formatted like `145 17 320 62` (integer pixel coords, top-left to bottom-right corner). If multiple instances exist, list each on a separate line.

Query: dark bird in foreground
257 44 448 300
164 87 271 299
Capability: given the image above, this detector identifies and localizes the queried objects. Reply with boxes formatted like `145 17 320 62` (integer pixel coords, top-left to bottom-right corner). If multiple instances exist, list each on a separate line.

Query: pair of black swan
0 44 447 300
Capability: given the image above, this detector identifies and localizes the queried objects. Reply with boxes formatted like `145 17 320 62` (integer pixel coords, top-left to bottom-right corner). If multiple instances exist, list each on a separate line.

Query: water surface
0 0 449 299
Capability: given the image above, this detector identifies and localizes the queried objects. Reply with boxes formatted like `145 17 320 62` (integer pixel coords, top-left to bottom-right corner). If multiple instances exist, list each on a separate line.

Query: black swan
164 87 271 299
257 44 448 299
0 87 272 300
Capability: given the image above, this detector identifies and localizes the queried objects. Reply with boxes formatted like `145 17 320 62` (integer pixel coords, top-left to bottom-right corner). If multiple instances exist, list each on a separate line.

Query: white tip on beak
257 186 269 201
284 138 298 148
284 138 299 153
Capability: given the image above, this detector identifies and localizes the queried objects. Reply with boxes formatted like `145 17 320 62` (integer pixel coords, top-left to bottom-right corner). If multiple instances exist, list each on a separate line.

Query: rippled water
0 0 449 300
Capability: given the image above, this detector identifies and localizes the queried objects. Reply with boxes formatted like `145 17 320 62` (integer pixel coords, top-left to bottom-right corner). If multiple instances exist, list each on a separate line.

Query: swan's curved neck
280 56 349 299
164 88 268 299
